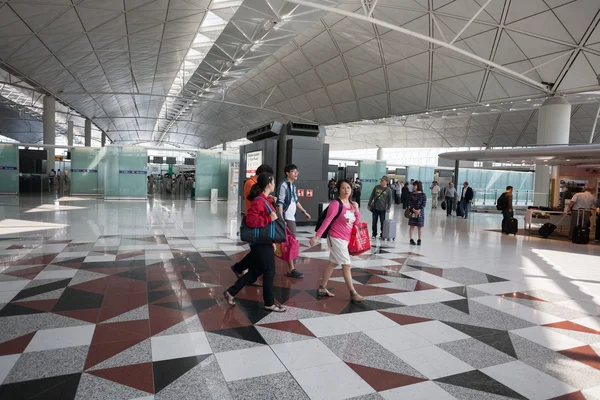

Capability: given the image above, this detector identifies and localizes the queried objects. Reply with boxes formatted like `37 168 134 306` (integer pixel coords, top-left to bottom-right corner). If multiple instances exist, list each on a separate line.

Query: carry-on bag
506 217 518 235
395 194 401 205
572 209 590 245
441 200 447 210
275 226 299 261
240 198 287 244
538 215 568 238
382 216 396 241
348 222 371 255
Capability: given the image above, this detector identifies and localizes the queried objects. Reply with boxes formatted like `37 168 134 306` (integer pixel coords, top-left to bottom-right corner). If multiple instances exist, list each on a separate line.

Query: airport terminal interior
1 0 600 399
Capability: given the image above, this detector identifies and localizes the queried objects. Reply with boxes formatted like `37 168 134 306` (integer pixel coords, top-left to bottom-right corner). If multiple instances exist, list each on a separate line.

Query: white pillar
43 96 55 173
377 146 384 161
84 119 92 147
534 97 571 206
67 120 74 147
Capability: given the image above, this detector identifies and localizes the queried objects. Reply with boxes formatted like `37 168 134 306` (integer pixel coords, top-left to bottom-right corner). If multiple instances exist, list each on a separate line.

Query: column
43 96 55 173
222 142 227 151
454 160 460 185
84 119 92 147
67 120 74 147
377 146 384 161
101 132 106 147
534 97 571 206
277 130 287 183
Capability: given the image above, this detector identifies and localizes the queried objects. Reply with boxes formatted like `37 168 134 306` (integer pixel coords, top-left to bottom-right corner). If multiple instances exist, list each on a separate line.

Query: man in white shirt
408 179 414 193
444 182 456 217
430 181 441 209
565 187 597 239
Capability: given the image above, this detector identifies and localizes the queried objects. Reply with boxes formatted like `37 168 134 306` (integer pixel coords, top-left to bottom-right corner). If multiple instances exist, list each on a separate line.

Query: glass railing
469 189 549 208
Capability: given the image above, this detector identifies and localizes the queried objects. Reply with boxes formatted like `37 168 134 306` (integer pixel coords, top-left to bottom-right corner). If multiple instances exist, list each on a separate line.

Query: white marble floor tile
510 326 586 351
290 361 375 400
404 321 471 344
0 280 30 292
0 354 21 385
25 325 95 352
386 289 463 306
151 332 212 362
380 381 457 400
271 338 341 371
300 315 360 338
394 345 474 379
556 300 600 316
571 316 600 332
83 255 116 263
473 296 564 325
215 346 286 382
469 281 531 295
0 290 20 303
33 269 78 280
401 270 461 289
365 326 432 353
351 259 402 268
341 310 401 332
481 360 576 400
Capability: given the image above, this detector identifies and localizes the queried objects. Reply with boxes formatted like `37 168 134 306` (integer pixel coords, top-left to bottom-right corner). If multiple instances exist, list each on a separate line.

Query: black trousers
372 209 386 236
445 197 454 216
355 191 361 207
228 244 275 307
502 210 514 232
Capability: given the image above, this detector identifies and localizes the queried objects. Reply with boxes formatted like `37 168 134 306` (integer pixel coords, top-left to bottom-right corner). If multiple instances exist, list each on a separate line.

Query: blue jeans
445 197 454 216
460 201 471 218
372 209 386 237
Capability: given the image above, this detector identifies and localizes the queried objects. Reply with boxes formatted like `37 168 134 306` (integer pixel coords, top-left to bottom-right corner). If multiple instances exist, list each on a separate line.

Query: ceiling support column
43 95 55 174
534 97 571 207
85 119 92 147
67 121 74 147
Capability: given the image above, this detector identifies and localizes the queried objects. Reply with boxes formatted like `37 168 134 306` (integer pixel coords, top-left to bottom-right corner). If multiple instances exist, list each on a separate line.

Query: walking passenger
309 179 364 302
444 182 456 217
498 186 513 234
224 172 285 312
430 181 440 209
459 181 474 219
368 176 393 239
401 183 409 209
408 181 426 245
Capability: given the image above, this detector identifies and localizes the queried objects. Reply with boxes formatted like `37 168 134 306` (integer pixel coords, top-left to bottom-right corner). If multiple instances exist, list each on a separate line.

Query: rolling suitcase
538 215 567 238
572 209 590 245
506 218 518 235
382 216 396 241
395 194 401 205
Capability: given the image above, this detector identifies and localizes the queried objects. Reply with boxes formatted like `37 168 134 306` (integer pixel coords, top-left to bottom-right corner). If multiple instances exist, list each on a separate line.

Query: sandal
223 290 235 306
350 291 365 303
265 304 286 313
317 286 335 298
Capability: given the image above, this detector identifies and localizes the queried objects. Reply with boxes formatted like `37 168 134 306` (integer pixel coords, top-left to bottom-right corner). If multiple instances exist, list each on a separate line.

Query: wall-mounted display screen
184 158 195 166
153 157 163 164
166 157 176 165
245 150 262 178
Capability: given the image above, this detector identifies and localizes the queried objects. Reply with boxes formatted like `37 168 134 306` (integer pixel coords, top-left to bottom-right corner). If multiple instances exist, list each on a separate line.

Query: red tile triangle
15 299 58 312
379 311 432 326
228 251 250 263
549 391 586 400
544 321 600 335
346 362 427 391
15 254 59 266
559 345 600 371
414 281 437 291
102 320 150 338
69 277 110 295
91 320 150 345
259 320 316 337
54 308 101 323
0 332 36 356
367 275 392 285
88 362 154 394
150 315 188 336
5 265 46 279
85 338 145 369
499 292 547 302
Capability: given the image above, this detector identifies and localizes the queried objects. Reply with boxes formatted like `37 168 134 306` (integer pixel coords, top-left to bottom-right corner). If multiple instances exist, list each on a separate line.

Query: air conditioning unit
288 121 322 137
246 121 283 142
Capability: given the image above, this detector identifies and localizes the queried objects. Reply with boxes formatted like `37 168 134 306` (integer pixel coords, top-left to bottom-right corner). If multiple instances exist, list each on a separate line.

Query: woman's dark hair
248 172 274 201
336 179 352 196
256 164 273 175
413 180 423 192
404 183 409 187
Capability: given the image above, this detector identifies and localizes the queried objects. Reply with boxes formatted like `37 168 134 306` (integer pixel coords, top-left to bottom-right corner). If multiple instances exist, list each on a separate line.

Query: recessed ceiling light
526 99 531 102
485 104 490 107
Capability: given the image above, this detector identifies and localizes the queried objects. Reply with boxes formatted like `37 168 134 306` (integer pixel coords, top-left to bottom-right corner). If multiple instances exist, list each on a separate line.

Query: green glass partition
195 152 221 200
104 147 147 199
71 148 103 195
0 144 18 194
358 160 387 199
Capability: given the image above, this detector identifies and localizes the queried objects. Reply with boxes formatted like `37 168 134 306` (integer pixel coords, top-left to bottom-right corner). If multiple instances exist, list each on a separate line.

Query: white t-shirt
431 185 440 195
285 201 297 221
344 209 356 228
570 191 597 210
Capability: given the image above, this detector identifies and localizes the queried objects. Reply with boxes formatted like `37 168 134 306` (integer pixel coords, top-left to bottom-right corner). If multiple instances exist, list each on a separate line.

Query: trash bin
210 188 218 202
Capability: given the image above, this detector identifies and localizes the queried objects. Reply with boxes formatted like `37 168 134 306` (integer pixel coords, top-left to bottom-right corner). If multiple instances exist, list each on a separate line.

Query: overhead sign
246 150 263 178
119 170 147 174
72 169 97 173
298 189 304 197
306 189 313 197
0 166 17 170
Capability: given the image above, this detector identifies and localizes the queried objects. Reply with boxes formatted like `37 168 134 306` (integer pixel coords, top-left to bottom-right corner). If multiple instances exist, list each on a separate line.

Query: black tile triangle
154 302 196 314
476 332 519 359
443 322 507 339
52 288 104 312
340 300 400 314
233 298 272 324
12 278 72 301
435 370 527 400
210 326 267 345
352 275 373 285
190 298 219 313
147 281 172 291
153 354 211 393
31 373 82 399
0 303 45 317
115 267 147 282
148 290 176 304
486 274 508 283
271 286 302 304
0 373 81 399
443 286 468 298
442 299 470 314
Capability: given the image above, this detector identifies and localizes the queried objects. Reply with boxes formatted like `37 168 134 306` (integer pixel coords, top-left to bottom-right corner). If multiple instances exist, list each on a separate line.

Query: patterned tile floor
1 195 600 399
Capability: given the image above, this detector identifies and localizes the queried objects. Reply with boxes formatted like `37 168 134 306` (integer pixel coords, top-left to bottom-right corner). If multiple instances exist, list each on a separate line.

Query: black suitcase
539 223 556 238
572 209 590 245
506 218 518 235
456 206 463 217
395 194 401 205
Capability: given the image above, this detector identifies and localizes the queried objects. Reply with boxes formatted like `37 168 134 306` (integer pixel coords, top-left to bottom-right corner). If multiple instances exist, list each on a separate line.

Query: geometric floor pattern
1 199 600 399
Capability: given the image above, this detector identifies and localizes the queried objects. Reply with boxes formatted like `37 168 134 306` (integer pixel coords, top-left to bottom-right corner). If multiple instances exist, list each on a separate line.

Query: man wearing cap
368 176 393 239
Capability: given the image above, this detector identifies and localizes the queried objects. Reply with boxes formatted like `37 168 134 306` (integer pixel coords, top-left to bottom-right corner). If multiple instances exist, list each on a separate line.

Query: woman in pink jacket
309 179 364 302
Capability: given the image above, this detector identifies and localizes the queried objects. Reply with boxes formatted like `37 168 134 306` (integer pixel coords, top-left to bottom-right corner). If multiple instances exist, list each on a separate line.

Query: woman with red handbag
224 172 286 312
309 180 364 302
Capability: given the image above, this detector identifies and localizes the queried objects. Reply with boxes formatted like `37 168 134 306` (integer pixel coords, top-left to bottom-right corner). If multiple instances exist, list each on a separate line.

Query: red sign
298 189 304 197
306 189 313 197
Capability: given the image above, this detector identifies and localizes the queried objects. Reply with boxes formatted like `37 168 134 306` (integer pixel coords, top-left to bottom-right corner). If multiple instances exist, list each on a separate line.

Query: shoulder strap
332 199 344 220
260 197 273 213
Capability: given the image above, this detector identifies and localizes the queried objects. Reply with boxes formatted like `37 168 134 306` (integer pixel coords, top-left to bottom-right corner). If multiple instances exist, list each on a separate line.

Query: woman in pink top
309 180 364 302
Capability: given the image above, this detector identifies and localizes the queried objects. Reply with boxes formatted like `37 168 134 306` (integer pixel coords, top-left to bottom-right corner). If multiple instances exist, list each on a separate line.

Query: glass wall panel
104 147 120 198
118 147 147 198
71 148 103 195
358 160 386 199
0 144 18 194
195 152 221 200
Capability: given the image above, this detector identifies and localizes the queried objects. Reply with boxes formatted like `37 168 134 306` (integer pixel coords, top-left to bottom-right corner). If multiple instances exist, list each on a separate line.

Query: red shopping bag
275 227 300 262
348 222 371 256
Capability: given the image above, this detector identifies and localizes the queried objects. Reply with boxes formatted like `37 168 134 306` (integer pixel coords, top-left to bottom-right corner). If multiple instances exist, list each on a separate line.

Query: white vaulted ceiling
0 0 600 149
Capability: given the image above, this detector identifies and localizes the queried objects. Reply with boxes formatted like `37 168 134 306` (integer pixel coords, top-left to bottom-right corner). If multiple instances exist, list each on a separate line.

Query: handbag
404 208 418 219
240 198 287 244
441 200 447 210
275 226 299 261
348 222 371 256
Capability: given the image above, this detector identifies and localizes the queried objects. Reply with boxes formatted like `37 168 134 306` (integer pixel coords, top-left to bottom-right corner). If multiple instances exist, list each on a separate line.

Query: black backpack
315 199 343 238
496 193 507 210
